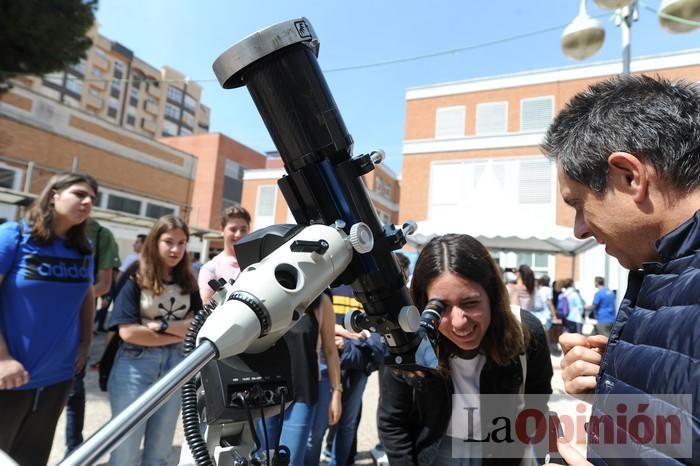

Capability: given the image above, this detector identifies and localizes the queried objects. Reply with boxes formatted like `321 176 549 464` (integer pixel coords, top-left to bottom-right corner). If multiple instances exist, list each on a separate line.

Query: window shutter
435 106 465 138
255 185 277 229
518 160 551 204
521 97 553 132
476 102 507 135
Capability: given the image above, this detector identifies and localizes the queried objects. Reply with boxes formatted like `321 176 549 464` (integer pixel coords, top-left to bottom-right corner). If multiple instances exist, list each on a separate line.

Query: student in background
199 206 250 303
586 276 616 337
117 234 145 281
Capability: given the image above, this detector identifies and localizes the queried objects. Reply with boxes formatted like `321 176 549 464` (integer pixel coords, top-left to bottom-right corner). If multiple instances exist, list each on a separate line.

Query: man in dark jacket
541 75 700 465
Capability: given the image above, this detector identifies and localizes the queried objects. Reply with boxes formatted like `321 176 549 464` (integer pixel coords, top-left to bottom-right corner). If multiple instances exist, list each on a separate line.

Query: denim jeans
257 400 313 466
107 343 184 466
329 370 368 466
305 371 332 466
64 369 86 455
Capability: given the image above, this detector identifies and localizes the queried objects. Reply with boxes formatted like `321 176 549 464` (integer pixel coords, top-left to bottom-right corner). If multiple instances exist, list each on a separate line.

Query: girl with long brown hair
0 173 97 466
378 234 553 465
106 214 202 466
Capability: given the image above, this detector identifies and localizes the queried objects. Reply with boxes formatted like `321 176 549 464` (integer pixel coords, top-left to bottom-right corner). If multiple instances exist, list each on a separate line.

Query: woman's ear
607 152 650 203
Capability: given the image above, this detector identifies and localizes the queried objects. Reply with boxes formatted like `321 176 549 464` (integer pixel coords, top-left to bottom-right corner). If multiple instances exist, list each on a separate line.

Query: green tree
0 0 98 90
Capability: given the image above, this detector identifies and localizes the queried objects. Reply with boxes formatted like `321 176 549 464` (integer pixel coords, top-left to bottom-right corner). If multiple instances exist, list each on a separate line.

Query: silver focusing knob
370 149 385 165
348 222 374 254
398 305 420 333
402 220 417 236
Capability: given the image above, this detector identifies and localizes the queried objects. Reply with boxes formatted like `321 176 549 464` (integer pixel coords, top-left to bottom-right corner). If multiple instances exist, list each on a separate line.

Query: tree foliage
0 0 98 87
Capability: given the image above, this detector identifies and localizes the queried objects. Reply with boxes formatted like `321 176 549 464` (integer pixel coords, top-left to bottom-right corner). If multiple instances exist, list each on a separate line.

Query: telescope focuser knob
370 149 385 165
349 222 374 254
402 220 417 236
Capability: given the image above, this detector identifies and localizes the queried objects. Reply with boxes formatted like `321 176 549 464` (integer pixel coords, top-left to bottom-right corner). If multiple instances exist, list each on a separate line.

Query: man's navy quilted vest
588 210 700 465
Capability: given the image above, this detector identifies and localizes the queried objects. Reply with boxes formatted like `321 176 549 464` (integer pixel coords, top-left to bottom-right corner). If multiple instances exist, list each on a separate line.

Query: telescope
60 17 437 466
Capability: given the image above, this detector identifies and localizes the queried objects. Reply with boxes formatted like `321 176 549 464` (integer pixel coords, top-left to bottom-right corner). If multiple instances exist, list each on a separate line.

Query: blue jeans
305 371 332 465
258 400 313 466
330 370 368 466
64 369 85 454
107 343 184 466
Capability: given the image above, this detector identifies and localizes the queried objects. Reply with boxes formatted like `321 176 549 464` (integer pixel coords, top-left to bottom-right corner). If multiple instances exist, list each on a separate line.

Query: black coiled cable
181 301 216 466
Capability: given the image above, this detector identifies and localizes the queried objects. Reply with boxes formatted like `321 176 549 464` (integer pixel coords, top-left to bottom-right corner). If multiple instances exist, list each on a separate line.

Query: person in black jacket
542 75 700 465
378 234 553 466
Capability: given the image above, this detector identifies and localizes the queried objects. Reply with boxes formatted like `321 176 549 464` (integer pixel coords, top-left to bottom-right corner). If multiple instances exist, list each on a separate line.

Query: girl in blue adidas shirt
0 173 97 466
107 214 201 466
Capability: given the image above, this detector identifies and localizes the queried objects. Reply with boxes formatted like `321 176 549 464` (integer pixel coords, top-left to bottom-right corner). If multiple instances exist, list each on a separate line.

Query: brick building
0 84 203 254
15 24 210 140
400 49 700 301
160 133 267 230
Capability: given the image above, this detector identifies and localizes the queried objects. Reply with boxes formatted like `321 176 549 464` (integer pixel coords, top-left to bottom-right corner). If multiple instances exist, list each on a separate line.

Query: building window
184 94 196 112
475 102 508 135
65 78 82 96
182 111 194 128
126 114 135 126
255 185 277 229
131 77 141 89
179 127 192 136
145 203 175 219
108 97 119 119
383 182 392 200
435 106 465 139
167 86 183 103
165 103 180 120
92 69 104 79
520 97 554 132
113 60 124 79
110 79 121 96
129 96 138 107
162 120 178 136
0 167 17 189
70 60 86 76
223 160 242 204
374 177 383 193
107 194 141 215
428 157 553 222
518 159 551 204
516 252 550 274
130 87 139 98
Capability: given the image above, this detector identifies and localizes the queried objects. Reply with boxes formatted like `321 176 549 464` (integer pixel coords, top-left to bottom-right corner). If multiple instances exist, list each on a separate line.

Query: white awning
407 220 597 256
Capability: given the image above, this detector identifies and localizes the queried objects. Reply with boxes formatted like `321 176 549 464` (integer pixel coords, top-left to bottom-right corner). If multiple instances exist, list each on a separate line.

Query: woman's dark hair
138 214 197 296
411 234 526 368
26 173 98 255
518 264 536 296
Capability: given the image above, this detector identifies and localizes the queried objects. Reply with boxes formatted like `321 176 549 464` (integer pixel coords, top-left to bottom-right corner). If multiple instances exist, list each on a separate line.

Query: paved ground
48 335 572 466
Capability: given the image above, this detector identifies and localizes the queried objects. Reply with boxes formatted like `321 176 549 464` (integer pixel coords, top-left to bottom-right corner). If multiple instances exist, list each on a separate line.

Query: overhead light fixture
562 0 606 60
659 0 700 32
593 0 634 10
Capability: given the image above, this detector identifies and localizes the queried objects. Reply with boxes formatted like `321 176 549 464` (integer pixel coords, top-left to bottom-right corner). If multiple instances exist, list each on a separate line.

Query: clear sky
95 0 700 175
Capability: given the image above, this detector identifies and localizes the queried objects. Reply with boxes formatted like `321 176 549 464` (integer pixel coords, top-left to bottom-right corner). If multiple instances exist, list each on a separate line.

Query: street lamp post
619 2 637 75
562 0 700 75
